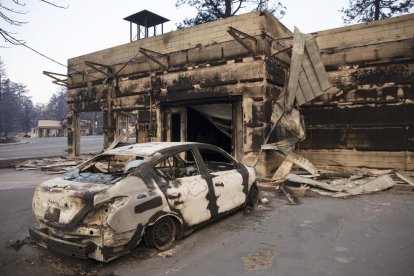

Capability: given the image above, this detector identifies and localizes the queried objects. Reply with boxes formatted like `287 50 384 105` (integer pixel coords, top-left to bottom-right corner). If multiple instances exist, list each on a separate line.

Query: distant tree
34 103 47 119
43 88 67 120
0 58 5 101
176 0 286 28
341 0 414 24
19 95 36 133
0 79 24 136
0 57 36 136
0 0 68 46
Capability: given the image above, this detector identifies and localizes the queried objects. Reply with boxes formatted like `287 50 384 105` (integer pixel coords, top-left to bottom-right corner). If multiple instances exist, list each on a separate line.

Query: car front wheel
144 217 176 250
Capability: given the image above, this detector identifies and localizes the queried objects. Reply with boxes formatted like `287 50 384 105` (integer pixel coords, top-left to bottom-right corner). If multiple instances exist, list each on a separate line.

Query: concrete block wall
68 11 267 71
299 14 414 170
314 13 414 49
299 149 413 171
314 13 414 66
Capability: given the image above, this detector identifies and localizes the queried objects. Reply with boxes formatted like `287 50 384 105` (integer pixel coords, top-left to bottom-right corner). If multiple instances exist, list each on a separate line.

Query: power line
21 41 69 69
5 32 99 79
8 32 142 82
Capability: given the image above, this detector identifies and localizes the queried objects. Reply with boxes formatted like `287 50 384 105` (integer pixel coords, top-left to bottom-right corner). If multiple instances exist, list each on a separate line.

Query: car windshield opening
64 154 144 184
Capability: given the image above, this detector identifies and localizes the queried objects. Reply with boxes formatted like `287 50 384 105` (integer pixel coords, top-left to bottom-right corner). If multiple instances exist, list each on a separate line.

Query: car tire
144 217 176 250
247 183 259 208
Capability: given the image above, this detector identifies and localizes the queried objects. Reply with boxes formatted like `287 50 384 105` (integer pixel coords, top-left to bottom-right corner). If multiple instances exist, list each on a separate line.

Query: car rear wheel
144 217 176 250
247 184 259 208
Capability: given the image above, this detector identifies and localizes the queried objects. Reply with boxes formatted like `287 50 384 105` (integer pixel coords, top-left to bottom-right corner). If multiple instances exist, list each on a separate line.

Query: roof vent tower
124 10 170 41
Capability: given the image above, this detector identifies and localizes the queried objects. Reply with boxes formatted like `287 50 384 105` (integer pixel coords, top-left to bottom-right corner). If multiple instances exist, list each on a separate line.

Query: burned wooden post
67 111 80 157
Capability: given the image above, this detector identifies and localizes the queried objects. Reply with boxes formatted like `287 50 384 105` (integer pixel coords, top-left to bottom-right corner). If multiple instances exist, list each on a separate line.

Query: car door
197 147 246 214
153 149 212 226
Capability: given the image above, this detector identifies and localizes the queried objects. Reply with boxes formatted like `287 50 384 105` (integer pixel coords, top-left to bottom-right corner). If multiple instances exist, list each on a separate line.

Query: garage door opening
163 100 242 160
187 104 232 153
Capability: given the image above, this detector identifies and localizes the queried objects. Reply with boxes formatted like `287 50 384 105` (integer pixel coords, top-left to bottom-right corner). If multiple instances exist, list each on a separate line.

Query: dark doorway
171 113 181 142
187 106 232 153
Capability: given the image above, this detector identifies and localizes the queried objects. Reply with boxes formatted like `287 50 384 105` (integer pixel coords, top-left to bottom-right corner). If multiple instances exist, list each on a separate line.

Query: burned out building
299 14 414 171
63 10 414 176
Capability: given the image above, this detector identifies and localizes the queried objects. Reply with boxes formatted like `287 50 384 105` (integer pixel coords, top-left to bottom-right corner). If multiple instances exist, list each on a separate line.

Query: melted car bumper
29 225 96 259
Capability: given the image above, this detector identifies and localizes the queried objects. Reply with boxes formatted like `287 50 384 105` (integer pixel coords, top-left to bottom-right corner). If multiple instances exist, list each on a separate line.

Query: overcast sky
1 0 350 104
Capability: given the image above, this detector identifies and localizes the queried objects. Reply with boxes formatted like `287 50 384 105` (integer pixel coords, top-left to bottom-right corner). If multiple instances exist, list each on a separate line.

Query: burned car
30 142 258 262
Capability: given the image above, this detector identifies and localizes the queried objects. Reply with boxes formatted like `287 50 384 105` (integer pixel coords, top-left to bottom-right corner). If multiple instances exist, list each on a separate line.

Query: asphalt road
0 136 104 160
0 169 413 276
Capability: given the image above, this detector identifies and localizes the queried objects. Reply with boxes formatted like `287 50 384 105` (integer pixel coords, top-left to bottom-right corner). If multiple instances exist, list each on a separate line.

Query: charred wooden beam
67 112 80 157
271 36 293 42
84 61 113 77
139 47 169 70
271 46 292 57
227 27 258 56
43 71 68 87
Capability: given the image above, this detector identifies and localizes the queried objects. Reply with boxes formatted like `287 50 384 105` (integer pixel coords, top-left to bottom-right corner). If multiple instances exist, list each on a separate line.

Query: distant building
35 120 64 137
33 119 92 137
79 120 92 136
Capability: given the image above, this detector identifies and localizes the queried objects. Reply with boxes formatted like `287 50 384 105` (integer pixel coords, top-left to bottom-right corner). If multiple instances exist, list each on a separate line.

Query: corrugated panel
286 30 333 107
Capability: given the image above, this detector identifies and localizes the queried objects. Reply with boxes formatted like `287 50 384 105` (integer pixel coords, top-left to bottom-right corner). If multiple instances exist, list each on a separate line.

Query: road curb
0 141 30 146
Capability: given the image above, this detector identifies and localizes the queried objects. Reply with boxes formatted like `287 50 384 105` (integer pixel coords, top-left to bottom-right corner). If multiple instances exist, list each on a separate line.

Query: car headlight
82 197 128 226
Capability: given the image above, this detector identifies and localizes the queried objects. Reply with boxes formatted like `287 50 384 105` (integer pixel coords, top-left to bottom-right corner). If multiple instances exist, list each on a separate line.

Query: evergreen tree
44 88 67 120
176 0 286 28
0 58 6 102
20 96 36 133
0 79 22 136
341 0 414 23
0 57 36 136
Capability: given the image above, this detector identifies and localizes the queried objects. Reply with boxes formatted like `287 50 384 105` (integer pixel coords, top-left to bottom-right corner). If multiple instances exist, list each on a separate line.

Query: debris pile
258 167 414 204
252 28 340 182
15 155 92 174
255 28 414 204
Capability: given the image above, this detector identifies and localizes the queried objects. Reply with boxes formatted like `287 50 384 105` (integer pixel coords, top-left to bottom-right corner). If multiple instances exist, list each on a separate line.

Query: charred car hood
33 177 110 229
